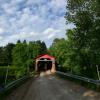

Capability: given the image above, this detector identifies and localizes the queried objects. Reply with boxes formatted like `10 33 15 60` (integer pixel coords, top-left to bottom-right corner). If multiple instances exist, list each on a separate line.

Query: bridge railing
5 75 29 89
56 71 100 86
0 65 35 97
0 75 30 95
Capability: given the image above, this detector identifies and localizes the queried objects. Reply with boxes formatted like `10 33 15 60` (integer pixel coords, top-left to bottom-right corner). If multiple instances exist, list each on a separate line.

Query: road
5 74 100 100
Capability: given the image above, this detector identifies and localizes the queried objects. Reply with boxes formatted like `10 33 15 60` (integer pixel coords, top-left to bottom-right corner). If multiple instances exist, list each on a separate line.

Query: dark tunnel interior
37 58 52 72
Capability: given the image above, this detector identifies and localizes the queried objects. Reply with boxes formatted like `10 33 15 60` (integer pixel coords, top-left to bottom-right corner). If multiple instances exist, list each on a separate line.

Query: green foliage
65 0 100 79
0 66 20 84
12 41 28 68
0 40 47 84
12 40 47 78
49 0 100 80
0 43 15 66
49 38 67 65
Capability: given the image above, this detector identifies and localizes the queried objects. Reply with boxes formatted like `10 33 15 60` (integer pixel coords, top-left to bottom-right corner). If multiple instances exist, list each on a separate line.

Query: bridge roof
36 54 55 60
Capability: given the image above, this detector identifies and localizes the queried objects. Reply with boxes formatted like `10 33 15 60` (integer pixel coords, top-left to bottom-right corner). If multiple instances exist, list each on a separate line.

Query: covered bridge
35 54 56 73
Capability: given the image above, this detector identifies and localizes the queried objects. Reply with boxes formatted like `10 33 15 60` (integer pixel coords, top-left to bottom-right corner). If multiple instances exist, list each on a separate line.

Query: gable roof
36 54 55 60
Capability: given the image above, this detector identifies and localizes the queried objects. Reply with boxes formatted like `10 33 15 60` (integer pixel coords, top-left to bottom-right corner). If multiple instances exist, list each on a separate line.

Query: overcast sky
0 0 74 47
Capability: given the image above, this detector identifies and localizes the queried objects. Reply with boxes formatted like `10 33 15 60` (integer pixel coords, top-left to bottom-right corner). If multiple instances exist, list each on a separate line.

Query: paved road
6 75 100 100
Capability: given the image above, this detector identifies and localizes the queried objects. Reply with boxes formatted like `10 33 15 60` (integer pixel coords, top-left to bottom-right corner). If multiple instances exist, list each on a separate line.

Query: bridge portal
35 54 56 73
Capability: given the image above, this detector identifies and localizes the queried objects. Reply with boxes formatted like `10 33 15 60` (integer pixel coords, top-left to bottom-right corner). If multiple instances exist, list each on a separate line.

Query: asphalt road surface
6 74 100 100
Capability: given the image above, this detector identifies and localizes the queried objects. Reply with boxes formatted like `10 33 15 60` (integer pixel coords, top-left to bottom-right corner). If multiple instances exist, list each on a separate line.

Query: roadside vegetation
49 0 100 79
0 40 47 86
49 0 100 90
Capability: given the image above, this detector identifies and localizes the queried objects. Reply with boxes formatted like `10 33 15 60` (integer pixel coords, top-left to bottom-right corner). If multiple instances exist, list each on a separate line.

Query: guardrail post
96 65 100 81
5 65 9 86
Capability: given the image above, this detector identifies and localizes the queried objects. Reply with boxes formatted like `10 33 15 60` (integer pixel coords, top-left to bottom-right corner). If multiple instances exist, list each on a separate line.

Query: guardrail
0 75 29 95
56 71 100 85
5 75 29 89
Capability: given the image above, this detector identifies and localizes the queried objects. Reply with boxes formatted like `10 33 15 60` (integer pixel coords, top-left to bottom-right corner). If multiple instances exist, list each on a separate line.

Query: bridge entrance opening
35 54 56 74
37 58 52 72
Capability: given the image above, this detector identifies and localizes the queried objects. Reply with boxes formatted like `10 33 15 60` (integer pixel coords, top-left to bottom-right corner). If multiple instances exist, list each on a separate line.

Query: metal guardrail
0 75 29 94
5 75 29 89
56 71 100 85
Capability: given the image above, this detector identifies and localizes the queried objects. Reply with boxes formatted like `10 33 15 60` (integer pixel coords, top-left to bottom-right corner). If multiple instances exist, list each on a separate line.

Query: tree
41 41 47 54
49 38 68 69
12 41 28 78
64 0 100 78
0 43 15 66
49 0 100 79
17 40 21 44
0 39 47 79
4 43 15 65
0 47 5 66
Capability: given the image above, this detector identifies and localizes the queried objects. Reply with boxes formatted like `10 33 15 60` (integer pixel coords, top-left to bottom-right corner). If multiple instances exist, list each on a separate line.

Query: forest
49 0 100 80
0 40 47 85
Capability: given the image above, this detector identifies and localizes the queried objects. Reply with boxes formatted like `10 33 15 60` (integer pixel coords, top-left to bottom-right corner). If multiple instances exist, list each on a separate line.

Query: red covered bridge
35 54 56 73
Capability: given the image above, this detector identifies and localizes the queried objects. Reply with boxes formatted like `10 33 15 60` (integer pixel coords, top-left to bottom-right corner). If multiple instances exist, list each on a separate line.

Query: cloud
10 32 38 40
43 28 60 35
43 28 61 40
0 28 4 34
66 23 76 29
0 0 70 47
47 33 56 39
0 36 3 40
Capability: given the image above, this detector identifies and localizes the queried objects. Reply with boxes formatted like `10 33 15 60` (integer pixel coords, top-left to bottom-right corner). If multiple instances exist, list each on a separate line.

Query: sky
0 0 74 47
